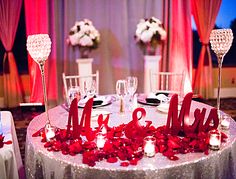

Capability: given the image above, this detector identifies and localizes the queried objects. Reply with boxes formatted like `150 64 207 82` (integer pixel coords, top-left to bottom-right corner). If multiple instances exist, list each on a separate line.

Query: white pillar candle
144 136 156 157
96 133 106 149
45 126 56 141
220 115 230 130
209 130 221 150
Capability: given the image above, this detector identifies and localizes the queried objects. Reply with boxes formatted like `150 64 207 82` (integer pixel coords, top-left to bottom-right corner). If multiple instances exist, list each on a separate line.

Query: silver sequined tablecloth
25 99 236 179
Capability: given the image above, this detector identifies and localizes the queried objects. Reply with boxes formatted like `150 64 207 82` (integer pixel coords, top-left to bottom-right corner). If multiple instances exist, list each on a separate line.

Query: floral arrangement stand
135 17 166 94
68 19 100 78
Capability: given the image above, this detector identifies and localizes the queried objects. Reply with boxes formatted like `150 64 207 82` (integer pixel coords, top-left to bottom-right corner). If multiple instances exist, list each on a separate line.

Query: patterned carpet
3 98 236 165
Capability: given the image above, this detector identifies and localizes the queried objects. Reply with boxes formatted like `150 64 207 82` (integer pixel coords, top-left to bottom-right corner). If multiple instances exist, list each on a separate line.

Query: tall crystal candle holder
26 34 52 129
209 29 233 118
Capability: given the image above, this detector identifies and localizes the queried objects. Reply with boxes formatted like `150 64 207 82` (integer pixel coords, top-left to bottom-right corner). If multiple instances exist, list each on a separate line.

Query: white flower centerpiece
69 19 100 58
135 17 166 55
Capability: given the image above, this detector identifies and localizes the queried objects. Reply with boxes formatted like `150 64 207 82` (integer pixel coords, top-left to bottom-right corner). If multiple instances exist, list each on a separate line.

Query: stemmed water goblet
126 76 138 102
67 86 81 107
116 80 127 113
26 34 55 139
209 29 233 120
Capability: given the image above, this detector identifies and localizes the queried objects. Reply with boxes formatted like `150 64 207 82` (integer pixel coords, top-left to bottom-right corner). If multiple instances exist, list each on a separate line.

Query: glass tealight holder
220 114 230 130
96 133 106 149
209 129 221 150
143 136 156 157
45 124 56 141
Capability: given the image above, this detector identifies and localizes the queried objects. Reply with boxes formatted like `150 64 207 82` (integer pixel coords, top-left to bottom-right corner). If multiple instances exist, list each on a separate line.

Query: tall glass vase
209 29 233 119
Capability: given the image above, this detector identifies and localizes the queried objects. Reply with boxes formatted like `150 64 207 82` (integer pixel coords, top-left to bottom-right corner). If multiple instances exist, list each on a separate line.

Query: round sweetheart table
25 97 236 179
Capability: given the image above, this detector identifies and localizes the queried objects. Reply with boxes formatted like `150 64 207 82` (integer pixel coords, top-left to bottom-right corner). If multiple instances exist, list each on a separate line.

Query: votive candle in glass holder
209 129 221 150
96 133 106 149
144 136 156 157
45 124 56 141
220 114 230 130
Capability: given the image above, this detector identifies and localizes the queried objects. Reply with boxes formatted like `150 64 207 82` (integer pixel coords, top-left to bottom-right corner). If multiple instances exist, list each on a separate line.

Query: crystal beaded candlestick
209 29 233 117
26 34 52 127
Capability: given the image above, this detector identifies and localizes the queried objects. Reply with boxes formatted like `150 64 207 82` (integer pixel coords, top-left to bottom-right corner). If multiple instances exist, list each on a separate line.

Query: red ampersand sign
124 107 146 139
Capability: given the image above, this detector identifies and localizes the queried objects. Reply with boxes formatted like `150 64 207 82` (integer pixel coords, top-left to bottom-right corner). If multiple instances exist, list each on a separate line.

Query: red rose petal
118 151 126 161
120 161 129 167
44 142 52 148
32 130 41 137
221 132 228 140
129 158 138 165
107 157 118 163
4 140 12 145
62 150 69 155
159 144 167 153
167 155 179 161
47 147 53 152
167 139 180 149
189 139 197 147
69 152 76 156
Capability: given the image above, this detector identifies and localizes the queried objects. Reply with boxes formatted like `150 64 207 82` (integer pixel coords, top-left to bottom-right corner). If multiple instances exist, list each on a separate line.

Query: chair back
62 70 99 103
150 70 185 96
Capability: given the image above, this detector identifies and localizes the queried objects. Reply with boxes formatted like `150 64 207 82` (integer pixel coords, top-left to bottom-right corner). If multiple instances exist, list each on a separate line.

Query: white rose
159 29 167 40
70 25 77 34
140 29 153 43
149 22 158 30
136 22 147 37
79 35 93 46
84 19 92 25
69 34 78 45
151 17 162 25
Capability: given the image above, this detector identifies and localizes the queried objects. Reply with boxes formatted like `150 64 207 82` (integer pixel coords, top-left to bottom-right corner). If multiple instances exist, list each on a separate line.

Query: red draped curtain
24 0 58 104
163 0 193 95
0 0 24 107
191 0 222 99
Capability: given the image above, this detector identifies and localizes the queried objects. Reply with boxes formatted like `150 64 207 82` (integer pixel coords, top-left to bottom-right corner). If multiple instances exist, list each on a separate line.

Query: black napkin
93 100 103 106
155 92 169 96
145 98 160 104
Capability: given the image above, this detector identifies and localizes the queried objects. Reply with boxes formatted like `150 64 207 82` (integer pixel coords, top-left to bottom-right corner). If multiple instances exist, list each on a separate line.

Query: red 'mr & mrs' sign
67 92 219 139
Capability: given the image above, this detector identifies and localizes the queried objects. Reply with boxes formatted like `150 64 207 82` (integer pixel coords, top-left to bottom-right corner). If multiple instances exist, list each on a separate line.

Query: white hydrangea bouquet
69 19 100 58
135 17 167 55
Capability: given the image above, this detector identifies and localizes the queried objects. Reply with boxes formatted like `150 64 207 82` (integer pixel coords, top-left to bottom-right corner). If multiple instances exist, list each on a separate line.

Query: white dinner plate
156 103 181 113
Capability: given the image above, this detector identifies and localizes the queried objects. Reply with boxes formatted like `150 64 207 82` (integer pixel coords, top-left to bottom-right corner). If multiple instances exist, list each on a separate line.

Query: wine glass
209 29 233 119
116 80 127 113
26 34 52 128
126 76 138 102
84 79 97 98
67 86 81 106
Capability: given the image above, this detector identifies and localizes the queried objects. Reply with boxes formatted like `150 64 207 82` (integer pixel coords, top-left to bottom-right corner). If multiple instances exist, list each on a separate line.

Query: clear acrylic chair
62 70 99 104
150 70 185 97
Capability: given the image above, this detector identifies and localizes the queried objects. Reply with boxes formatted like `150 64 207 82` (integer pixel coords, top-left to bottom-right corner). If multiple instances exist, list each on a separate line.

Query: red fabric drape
192 0 222 99
0 0 24 107
24 0 58 103
167 0 193 95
